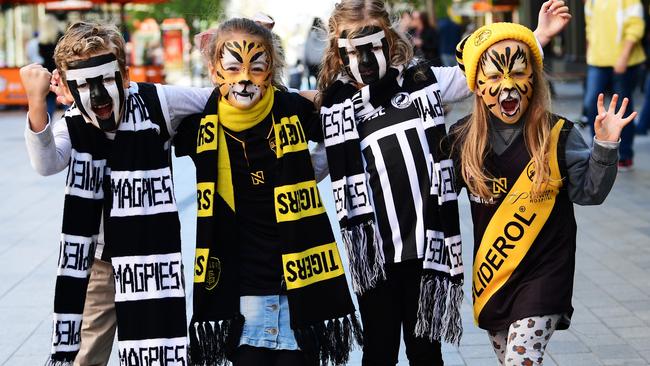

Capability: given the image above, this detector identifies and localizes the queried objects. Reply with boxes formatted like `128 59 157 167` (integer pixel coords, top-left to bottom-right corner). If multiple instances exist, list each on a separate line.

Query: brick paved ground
1 80 649 365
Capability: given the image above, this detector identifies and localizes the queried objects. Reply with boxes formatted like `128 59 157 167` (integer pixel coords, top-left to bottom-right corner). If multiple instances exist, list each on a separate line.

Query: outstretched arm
567 94 635 205
533 0 572 47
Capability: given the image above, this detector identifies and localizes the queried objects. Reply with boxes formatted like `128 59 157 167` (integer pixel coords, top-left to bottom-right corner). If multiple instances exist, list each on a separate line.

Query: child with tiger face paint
317 1 572 365
175 18 360 366
212 35 272 109
476 40 534 125
454 22 635 366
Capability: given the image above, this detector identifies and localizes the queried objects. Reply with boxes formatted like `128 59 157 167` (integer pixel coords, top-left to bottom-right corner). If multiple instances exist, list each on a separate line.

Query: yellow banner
194 248 209 283
274 115 308 158
274 180 325 222
282 242 345 290
197 182 215 217
197 114 218 154
472 120 565 323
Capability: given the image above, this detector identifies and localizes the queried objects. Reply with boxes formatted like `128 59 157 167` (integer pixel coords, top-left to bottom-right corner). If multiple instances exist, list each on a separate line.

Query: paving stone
551 352 604 366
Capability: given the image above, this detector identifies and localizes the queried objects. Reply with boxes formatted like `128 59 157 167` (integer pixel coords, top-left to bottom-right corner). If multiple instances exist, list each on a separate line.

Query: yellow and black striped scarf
179 89 361 366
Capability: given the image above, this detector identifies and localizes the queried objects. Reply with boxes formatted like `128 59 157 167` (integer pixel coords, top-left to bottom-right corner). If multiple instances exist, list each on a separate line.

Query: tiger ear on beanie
455 34 470 76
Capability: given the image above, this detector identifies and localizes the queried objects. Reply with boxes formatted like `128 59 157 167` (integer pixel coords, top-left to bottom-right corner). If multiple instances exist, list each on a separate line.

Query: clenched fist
20 63 52 102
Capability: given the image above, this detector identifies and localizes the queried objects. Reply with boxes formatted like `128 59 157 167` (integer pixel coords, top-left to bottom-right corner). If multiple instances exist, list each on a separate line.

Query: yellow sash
472 119 565 324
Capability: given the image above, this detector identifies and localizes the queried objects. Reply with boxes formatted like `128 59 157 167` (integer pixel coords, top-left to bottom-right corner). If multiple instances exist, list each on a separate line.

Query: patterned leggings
488 314 561 366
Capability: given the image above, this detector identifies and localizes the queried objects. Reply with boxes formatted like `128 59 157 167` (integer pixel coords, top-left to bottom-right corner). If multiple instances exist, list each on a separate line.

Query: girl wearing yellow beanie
451 22 636 366
317 1 570 365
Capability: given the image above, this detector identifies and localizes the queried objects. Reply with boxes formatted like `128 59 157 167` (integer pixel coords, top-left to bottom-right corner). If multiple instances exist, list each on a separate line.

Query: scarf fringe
295 313 363 366
341 221 386 295
188 316 244 366
45 358 73 366
414 274 464 346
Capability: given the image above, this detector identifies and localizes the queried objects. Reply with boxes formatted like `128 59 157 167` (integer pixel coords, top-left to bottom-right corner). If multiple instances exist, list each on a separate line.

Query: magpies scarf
48 83 188 365
177 89 361 366
320 66 464 344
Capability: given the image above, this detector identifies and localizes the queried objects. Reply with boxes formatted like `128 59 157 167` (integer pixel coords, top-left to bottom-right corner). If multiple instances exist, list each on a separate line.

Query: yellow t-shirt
585 0 646 67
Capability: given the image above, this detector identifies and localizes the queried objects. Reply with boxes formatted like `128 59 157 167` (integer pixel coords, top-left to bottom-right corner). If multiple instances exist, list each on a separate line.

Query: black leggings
358 260 443 366
232 345 308 366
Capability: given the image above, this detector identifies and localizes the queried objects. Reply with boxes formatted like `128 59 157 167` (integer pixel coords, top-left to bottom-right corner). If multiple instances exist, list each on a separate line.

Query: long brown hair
204 18 286 90
318 0 412 96
453 54 553 200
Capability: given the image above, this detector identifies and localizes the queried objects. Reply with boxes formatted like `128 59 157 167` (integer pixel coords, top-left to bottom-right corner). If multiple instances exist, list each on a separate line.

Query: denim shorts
239 295 299 350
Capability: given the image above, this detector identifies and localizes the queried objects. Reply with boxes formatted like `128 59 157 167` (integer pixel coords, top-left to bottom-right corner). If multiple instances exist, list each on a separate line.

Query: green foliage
385 0 453 19
127 0 224 36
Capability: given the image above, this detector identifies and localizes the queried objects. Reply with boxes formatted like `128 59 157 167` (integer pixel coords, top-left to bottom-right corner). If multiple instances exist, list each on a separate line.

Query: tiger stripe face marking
476 40 533 124
214 34 271 110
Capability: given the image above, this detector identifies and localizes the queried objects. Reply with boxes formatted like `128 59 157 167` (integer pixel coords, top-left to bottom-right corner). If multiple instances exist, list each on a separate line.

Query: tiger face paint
476 40 534 124
338 26 389 85
213 35 271 110
65 53 126 132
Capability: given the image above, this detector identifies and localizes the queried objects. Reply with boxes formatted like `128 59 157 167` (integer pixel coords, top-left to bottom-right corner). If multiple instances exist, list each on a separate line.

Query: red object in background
162 28 183 69
0 68 28 106
129 65 164 83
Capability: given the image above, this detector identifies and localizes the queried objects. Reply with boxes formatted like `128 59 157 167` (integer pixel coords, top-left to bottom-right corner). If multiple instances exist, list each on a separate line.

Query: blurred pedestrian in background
584 0 645 170
304 17 327 89
437 7 463 67
26 31 44 65
411 11 441 66
635 3 650 135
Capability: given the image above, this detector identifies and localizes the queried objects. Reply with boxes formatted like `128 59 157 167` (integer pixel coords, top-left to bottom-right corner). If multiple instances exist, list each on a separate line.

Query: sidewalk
1 81 649 365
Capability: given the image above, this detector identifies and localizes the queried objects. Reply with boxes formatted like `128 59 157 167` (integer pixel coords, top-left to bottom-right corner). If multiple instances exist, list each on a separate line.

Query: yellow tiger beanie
455 22 543 91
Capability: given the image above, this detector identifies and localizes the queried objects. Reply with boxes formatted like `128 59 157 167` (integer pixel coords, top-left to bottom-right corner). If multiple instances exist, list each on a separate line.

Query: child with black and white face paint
64 53 127 132
20 21 214 366
317 1 571 365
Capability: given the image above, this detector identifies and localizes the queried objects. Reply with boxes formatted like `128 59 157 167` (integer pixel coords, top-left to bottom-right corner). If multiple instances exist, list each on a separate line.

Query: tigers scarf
320 66 464 344
182 88 361 366
48 83 188 365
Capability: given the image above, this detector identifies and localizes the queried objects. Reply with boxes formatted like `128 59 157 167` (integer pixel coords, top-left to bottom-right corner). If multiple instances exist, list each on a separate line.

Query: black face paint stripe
231 41 243 51
250 51 265 63
247 42 255 53
226 46 244 63
488 51 505 74
489 85 500 97
67 53 117 70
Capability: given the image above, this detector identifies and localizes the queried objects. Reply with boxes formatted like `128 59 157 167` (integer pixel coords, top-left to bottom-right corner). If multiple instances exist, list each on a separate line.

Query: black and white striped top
357 66 469 263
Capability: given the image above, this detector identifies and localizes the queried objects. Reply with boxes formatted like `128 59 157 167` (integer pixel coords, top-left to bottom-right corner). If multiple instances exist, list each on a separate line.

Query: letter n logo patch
251 170 265 185
492 178 508 194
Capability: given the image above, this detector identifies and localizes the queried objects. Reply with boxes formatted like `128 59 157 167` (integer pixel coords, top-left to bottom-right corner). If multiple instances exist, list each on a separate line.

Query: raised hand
20 63 52 102
534 0 572 47
594 93 637 142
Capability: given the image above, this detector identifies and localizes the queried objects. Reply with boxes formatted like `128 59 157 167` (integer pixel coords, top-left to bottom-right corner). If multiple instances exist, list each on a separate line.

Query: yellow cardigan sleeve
623 0 645 42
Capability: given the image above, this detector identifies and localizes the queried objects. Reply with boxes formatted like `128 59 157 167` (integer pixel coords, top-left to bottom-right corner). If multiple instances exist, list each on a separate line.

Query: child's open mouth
91 101 113 120
499 91 521 117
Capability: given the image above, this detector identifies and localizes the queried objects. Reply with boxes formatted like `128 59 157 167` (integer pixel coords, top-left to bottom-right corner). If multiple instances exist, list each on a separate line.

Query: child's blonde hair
453 53 553 200
318 0 412 94
204 17 286 91
54 22 127 83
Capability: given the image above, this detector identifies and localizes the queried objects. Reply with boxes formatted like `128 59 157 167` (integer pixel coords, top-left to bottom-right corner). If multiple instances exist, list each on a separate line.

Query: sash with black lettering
178 89 360 366
320 65 464 345
106 83 187 365
48 108 107 365
472 119 565 325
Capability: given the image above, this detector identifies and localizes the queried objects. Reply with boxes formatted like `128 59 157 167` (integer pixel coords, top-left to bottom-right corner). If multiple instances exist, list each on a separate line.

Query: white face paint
338 27 389 85
65 53 126 131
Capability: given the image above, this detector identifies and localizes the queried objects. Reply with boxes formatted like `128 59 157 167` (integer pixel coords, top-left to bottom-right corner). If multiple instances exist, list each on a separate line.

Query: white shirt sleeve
24 114 71 176
431 66 473 104
157 85 213 136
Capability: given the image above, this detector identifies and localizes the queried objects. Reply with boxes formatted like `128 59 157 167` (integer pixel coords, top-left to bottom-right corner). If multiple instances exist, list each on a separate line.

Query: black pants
232 345 307 366
358 260 443 366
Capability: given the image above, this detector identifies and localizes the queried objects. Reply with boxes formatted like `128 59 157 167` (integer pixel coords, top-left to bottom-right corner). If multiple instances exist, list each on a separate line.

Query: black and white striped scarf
48 83 188 365
320 66 464 344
